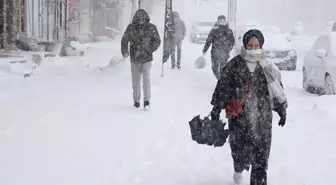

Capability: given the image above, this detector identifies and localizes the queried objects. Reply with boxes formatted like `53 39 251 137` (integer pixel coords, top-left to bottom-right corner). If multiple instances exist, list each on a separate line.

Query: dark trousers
211 52 229 80
171 40 182 67
229 121 271 185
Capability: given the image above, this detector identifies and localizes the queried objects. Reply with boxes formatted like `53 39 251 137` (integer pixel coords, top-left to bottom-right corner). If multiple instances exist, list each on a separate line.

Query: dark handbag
188 115 229 147
225 77 254 119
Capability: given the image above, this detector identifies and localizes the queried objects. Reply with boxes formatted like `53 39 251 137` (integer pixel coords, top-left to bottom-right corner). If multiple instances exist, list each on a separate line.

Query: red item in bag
226 78 254 119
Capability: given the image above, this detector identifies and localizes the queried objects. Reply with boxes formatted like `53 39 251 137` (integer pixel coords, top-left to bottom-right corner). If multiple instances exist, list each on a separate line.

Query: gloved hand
276 106 287 127
123 53 129 58
214 129 230 147
210 106 221 121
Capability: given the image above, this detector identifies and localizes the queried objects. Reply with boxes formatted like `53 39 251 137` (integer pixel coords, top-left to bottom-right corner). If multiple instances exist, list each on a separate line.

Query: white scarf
259 59 287 109
241 48 262 73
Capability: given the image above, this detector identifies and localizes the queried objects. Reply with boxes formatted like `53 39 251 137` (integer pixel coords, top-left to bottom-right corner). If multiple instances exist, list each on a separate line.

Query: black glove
214 129 230 147
276 106 287 127
210 106 221 121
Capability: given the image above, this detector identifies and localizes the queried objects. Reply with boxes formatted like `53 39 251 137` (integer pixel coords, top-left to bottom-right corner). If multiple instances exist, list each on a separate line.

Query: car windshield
197 22 214 27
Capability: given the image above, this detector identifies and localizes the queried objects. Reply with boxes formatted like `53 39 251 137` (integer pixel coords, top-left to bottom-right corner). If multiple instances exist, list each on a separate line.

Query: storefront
22 0 69 43
0 0 21 50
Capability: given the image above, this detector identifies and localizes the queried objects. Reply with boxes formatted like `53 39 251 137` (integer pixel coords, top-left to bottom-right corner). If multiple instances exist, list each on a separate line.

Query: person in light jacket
171 11 186 69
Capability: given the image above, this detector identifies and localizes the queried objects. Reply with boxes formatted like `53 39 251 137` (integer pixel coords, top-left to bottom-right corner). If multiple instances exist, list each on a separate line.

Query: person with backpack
202 15 235 80
171 11 186 69
209 29 288 185
121 9 161 110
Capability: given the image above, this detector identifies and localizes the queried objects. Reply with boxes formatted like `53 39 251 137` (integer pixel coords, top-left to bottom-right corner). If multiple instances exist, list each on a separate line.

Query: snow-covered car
302 32 336 95
190 21 214 43
235 24 298 71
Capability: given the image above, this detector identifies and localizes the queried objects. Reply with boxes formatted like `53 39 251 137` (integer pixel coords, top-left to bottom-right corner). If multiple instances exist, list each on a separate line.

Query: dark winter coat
203 20 235 61
173 12 186 41
210 55 283 164
121 9 161 63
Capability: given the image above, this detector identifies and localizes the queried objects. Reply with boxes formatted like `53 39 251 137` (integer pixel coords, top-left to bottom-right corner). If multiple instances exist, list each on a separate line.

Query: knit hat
243 29 265 49
217 15 226 20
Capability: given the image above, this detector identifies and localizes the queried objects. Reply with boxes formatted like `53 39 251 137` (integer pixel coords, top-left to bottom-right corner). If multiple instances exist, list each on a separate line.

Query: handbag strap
242 77 254 102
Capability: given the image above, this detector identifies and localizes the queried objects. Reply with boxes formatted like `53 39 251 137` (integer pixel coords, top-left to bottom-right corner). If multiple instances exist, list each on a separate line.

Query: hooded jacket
173 12 186 41
121 9 161 63
203 19 235 60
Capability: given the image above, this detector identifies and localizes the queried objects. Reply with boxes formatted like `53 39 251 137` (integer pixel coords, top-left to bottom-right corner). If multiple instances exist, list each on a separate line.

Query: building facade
0 0 71 50
24 0 69 43
0 0 21 50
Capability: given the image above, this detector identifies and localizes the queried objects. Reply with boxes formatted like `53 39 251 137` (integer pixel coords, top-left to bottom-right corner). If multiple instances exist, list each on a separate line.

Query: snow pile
0 58 34 78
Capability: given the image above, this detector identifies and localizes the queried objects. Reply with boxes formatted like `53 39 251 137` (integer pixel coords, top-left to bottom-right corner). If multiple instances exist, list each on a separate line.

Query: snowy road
0 40 335 185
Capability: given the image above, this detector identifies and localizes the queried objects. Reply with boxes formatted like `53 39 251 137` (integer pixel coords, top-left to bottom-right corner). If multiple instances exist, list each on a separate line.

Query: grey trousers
171 39 182 67
131 62 152 102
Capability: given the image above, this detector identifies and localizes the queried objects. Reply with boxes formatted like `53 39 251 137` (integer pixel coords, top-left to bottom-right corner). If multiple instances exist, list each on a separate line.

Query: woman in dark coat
210 29 287 185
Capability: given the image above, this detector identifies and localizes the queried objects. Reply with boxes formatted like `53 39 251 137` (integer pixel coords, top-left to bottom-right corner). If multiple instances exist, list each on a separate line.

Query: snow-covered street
0 38 335 185
1 0 336 183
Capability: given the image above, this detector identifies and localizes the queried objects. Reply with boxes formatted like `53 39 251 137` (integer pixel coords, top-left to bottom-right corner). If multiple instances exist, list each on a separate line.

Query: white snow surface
0 36 336 185
1 1 336 184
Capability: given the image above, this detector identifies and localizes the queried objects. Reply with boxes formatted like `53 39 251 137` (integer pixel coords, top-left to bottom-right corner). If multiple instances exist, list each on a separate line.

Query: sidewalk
0 51 45 78
82 39 122 68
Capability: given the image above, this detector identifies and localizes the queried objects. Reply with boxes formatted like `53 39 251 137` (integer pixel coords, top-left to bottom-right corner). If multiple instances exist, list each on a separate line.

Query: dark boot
134 102 140 108
144 101 150 111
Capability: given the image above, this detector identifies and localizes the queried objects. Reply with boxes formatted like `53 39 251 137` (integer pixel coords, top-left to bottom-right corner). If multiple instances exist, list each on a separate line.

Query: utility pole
64 0 68 40
138 0 141 9
2 0 8 49
46 0 50 41
228 0 237 38
38 0 41 39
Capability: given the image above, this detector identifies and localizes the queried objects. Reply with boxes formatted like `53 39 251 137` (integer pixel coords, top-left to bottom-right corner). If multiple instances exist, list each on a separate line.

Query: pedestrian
121 9 161 110
171 11 186 69
202 15 235 80
209 29 288 185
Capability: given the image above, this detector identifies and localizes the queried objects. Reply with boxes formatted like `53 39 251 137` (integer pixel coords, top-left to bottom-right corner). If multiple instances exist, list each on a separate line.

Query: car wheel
287 61 297 71
324 74 336 95
287 65 296 71
303 69 316 93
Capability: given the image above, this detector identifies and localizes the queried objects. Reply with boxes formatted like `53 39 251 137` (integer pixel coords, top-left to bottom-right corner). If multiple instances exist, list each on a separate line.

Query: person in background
202 15 235 80
171 11 186 69
210 29 287 185
121 9 161 110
